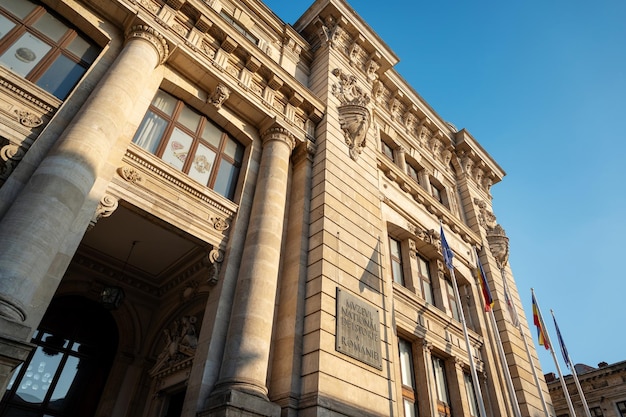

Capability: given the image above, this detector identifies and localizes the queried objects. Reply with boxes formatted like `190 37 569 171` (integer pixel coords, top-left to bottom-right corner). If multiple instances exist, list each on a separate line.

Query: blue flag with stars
440 224 454 270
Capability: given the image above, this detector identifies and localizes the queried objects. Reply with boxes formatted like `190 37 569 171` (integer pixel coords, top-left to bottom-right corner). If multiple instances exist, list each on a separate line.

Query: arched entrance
0 296 118 416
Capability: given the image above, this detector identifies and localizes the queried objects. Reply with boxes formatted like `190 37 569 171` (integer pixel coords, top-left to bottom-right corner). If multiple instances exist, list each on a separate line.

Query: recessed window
416 254 434 305
432 356 452 417
464 373 480 417
389 237 405 286
0 0 100 99
381 139 395 161
407 162 420 184
219 11 258 45
132 90 244 200
445 278 460 321
590 407 603 417
398 338 418 417
617 401 626 417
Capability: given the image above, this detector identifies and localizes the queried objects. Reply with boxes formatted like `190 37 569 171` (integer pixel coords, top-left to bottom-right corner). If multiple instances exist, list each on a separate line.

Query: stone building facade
547 362 626 417
0 0 553 416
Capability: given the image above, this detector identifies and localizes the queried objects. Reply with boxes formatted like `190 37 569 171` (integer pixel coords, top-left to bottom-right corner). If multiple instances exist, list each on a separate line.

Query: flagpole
551 310 592 417
501 271 550 417
440 224 488 417
532 289 577 417
474 247 522 417
486 225 551 417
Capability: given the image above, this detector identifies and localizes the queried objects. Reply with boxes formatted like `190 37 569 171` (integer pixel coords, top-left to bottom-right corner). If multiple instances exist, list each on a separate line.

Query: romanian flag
531 291 550 350
475 249 494 312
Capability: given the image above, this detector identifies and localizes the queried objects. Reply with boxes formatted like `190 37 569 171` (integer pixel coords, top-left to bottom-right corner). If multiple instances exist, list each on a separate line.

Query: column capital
125 25 169 65
261 125 295 152
292 140 316 165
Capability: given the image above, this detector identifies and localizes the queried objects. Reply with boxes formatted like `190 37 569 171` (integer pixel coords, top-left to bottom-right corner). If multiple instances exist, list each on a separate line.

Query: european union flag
440 224 454 270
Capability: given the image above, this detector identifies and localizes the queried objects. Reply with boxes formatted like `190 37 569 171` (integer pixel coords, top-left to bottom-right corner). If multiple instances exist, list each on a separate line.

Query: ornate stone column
208 125 295 411
0 25 168 323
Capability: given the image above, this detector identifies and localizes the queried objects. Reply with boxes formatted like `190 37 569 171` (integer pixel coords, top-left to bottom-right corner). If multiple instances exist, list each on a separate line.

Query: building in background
0 0 553 416
547 361 626 417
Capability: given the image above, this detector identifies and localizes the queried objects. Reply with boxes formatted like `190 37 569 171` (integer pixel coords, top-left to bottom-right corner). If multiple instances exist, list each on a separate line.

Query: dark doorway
0 296 118 417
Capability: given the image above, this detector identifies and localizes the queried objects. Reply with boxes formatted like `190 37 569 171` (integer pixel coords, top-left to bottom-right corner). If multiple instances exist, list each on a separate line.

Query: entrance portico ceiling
79 204 206 285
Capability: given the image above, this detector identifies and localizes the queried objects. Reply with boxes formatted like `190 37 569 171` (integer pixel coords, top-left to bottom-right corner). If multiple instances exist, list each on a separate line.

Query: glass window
398 338 418 417
219 11 259 45
617 401 626 417
446 278 460 321
381 140 394 161
590 407 603 417
464 373 480 417
389 237 404 286
407 162 420 183
132 90 245 200
432 356 451 417
0 0 100 99
416 255 434 305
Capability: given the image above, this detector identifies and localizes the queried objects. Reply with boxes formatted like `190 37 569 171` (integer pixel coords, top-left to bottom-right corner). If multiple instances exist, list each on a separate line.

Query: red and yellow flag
532 291 550 350
475 251 493 312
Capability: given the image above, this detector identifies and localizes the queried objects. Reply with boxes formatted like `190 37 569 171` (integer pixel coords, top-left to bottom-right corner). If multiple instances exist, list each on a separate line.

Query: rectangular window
445 279 460 321
0 0 100 99
464 373 480 417
589 407 603 417
398 338 418 417
389 237 405 286
432 356 451 417
407 162 420 183
416 255 434 305
617 401 626 417
431 183 443 203
381 140 395 161
132 90 244 200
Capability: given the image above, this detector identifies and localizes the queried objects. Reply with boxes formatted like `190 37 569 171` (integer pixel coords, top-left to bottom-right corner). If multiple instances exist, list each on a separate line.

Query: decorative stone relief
205 248 224 285
210 216 229 231
88 194 119 231
150 315 199 376
208 83 230 109
474 198 497 230
332 68 371 161
486 224 509 269
366 57 380 82
14 109 43 128
118 166 142 183
316 15 340 47
0 143 25 181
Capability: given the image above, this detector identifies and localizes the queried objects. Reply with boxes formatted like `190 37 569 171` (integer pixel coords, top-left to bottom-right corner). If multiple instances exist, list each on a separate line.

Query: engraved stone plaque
336 287 382 369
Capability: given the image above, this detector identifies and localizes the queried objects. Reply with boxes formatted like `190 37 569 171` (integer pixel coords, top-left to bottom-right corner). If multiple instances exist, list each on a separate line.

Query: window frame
132 90 244 200
431 355 452 417
0 0 99 99
389 237 405 286
398 338 419 417
416 254 435 306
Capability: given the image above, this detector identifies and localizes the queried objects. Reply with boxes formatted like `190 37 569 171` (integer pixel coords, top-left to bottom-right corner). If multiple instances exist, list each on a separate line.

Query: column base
0 316 34 394
200 389 281 417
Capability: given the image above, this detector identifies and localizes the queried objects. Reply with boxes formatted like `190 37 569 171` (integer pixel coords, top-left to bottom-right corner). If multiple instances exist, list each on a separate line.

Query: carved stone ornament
149 315 199 376
0 143 26 180
332 68 370 107
14 109 43 128
211 216 229 231
118 166 142 183
316 15 340 47
208 83 230 109
88 194 119 231
474 198 497 229
486 224 509 269
332 69 371 161
206 248 224 285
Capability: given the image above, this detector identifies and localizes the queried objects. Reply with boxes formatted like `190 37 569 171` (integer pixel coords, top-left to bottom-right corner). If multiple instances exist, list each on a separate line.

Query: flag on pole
440 223 454 270
531 291 550 350
552 311 571 369
474 248 494 312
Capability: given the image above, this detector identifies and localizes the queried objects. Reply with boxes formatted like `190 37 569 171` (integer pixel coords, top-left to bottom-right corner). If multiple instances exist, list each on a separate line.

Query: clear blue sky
263 0 626 375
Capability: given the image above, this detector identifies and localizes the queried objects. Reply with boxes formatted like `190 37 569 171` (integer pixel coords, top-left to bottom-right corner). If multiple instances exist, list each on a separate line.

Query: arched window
1 296 118 417
0 0 100 99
